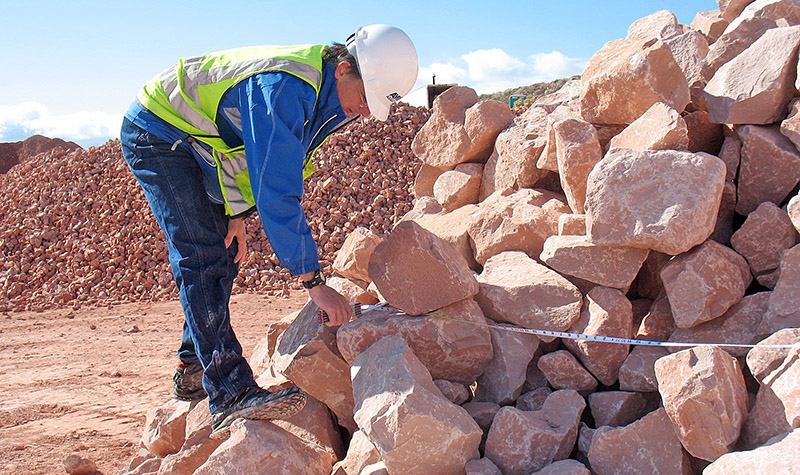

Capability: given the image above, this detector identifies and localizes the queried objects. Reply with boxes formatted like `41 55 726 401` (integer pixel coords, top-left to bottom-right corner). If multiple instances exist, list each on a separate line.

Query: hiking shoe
210 386 306 439
172 362 205 401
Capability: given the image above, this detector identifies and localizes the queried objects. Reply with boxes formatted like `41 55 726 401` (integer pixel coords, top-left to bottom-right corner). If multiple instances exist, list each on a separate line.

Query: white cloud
0 102 122 147
408 48 586 101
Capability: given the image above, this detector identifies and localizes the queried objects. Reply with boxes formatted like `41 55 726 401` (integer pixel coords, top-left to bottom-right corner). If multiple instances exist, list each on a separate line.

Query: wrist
301 269 325 289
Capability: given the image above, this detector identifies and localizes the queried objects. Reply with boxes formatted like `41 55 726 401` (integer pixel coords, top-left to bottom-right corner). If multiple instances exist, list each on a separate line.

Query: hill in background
480 75 581 107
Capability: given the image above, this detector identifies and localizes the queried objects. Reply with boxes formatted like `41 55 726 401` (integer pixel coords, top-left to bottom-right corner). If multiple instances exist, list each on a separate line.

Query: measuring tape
324 303 798 350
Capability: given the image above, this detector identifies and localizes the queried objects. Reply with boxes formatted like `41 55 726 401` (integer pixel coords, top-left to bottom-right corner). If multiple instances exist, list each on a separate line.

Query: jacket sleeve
235 73 320 276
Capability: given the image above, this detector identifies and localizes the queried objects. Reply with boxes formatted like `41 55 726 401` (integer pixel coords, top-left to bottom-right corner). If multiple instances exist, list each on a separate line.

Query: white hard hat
346 24 419 121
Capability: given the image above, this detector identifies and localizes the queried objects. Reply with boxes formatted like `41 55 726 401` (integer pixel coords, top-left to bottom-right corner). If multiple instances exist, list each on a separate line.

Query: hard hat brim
364 83 390 121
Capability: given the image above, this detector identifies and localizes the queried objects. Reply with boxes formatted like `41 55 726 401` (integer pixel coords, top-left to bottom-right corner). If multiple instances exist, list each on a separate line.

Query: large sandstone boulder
540 235 649 290
475 323 540 404
433 163 483 211
704 26 800 125
627 10 686 41
585 148 726 255
588 391 655 428
691 10 728 44
731 201 799 277
606 102 689 152
654 346 749 461
475 251 583 333
587 408 692 475
563 286 633 386
140 399 193 458
485 390 586 475
618 345 670 393
660 239 751 328
331 430 380 475
271 301 356 432
332 227 383 284
718 0 756 22
537 350 598 396
705 428 800 475
351 336 482 475
468 188 570 265
782 99 800 153
336 298 493 385
665 30 711 107
735 124 800 216
368 220 479 315
763 244 800 333
553 118 603 213
580 37 690 125
402 202 480 271
747 328 800 383
411 87 513 168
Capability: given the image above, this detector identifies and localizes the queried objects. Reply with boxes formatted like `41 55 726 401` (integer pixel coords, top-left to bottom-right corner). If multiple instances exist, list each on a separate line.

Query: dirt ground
0 292 309 475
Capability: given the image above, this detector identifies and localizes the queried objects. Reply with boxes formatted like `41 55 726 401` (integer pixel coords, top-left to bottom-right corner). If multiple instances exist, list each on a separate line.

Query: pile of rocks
0 104 429 312
122 2 800 474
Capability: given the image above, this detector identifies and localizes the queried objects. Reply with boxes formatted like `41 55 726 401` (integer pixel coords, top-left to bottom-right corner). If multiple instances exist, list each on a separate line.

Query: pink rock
368 220 479 315
563 287 633 386
717 0 756 22
541 235 649 290
666 29 711 108
537 350 598 396
705 428 800 475
433 163 483 211
587 408 692 474
764 244 800 332
660 240 751 328
193 419 333 475
485 390 586 475
654 346 749 461
553 118 603 213
475 323 540 404
558 214 586 236
735 126 800 219
351 336 482 475
404 203 480 270
434 379 471 405
691 10 729 43
140 399 193 457
747 328 800 383
588 391 656 428
157 428 222 475
272 301 356 432
469 188 570 265
336 299 493 385
463 400 502 436
635 293 676 341
585 148 726 255
740 345 800 449
63 455 97 475
516 387 553 412
270 394 345 465
325 277 378 306
538 104 583 172
465 458 503 475
670 292 769 358
333 227 383 284
331 430 380 475
531 459 590 475
705 26 800 125
618 345 670 393
634 252 670 300
781 98 800 153
718 127 742 182
413 164 446 199
475 251 583 333
607 103 688 152
411 86 479 169
580 37 690 125
627 10 686 41
684 111 724 154
788 194 800 233
464 100 516 163
731 202 799 276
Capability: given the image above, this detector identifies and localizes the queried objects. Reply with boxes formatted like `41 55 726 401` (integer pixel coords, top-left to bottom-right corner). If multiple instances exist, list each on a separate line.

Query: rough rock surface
655 346 749 461
553 118 603 213
475 323 540 405
585 148 726 255
332 227 383 284
607 102 689 151
351 336 482 475
704 428 800 475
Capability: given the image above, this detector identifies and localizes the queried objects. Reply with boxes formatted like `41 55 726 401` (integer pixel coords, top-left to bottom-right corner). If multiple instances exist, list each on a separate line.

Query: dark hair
323 42 361 78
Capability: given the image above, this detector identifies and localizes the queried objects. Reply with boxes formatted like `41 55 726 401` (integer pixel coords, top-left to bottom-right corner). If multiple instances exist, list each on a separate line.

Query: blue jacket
125 61 351 275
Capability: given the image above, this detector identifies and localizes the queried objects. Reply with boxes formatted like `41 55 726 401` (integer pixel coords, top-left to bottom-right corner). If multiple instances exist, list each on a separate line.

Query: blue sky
0 0 717 147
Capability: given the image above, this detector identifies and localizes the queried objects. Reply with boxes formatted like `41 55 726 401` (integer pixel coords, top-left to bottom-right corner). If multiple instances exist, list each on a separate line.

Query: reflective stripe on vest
137 44 327 216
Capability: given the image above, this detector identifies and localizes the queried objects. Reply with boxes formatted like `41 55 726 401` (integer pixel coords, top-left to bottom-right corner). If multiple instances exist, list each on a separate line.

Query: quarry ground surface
0 292 309 475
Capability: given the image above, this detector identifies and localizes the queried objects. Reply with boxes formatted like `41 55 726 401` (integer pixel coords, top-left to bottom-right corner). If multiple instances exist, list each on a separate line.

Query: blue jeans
120 117 256 412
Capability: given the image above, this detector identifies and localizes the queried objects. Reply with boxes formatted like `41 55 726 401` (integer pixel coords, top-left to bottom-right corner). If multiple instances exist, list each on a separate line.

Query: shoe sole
173 389 207 402
209 389 306 440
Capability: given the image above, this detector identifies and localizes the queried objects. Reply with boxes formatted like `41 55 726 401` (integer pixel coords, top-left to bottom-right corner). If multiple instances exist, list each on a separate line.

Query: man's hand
308 284 353 326
224 217 247 264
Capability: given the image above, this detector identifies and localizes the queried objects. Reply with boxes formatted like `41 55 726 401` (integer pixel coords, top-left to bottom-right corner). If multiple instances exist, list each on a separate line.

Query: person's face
334 62 370 118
